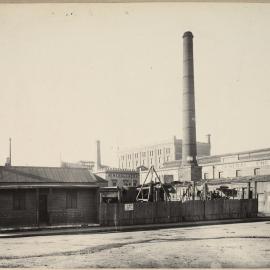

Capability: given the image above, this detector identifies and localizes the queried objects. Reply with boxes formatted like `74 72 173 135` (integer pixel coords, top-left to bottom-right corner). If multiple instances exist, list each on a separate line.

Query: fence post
113 203 118 228
203 200 206 220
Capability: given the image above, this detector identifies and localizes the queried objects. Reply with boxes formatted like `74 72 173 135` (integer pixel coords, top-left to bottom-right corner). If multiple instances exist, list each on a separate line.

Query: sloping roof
93 174 108 184
0 166 106 186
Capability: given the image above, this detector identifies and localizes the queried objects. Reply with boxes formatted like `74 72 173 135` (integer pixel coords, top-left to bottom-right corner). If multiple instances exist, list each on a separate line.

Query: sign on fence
124 203 134 211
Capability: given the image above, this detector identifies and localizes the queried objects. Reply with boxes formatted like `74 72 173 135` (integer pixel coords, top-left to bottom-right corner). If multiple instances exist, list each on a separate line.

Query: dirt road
0 221 269 268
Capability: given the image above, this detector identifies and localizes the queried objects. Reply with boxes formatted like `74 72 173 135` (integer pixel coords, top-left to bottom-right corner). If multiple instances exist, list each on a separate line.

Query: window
13 191 26 210
123 180 129 186
133 180 137 187
218 171 223 179
254 168 260 176
204 173 209 180
66 190 77 209
112 180 117 186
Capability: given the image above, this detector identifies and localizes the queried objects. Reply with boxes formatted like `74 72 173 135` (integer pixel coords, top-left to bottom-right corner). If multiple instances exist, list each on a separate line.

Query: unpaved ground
0 222 269 268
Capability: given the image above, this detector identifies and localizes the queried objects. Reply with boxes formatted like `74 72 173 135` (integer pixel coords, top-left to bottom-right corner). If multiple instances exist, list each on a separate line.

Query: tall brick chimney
179 31 202 181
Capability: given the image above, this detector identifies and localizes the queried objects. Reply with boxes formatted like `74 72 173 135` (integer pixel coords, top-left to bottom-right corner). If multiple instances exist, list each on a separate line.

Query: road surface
0 221 269 268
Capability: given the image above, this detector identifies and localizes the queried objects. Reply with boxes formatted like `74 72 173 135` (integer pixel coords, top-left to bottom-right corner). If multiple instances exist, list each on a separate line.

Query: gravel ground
0 221 269 268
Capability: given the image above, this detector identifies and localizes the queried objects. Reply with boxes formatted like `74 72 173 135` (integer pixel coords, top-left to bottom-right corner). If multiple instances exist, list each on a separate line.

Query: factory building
139 31 270 215
140 147 270 182
118 135 211 170
138 147 270 214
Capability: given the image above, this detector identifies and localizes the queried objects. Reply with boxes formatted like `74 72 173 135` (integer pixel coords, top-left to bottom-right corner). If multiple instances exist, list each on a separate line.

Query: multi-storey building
118 135 211 170
148 147 270 182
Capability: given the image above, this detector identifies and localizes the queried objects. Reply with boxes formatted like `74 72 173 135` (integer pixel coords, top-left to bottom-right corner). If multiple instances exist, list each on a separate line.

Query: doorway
39 194 49 224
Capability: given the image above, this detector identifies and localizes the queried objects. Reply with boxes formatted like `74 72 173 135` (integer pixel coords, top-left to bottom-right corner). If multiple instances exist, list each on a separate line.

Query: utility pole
9 137 12 166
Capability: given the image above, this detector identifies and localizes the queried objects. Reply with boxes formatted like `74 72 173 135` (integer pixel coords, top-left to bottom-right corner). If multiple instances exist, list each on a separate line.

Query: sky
0 3 270 167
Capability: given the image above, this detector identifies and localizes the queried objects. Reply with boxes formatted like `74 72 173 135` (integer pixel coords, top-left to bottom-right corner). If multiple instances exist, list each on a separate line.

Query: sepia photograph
0 1 269 268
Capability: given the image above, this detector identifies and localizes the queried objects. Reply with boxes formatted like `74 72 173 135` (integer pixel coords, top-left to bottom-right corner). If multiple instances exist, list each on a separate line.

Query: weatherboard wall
0 188 99 228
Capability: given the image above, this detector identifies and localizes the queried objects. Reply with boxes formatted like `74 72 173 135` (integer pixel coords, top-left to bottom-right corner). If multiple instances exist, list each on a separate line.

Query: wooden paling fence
99 199 258 226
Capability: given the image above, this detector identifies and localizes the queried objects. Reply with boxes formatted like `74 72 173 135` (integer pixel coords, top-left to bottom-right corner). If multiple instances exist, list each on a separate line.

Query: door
39 194 49 224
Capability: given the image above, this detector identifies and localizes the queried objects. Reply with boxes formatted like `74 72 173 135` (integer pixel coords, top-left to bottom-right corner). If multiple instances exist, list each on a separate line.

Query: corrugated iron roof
0 166 106 185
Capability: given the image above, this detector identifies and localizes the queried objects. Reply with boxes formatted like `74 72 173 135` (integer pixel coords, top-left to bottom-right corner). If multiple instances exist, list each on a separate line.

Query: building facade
140 148 270 182
95 167 139 188
118 135 211 170
138 147 270 214
0 166 107 228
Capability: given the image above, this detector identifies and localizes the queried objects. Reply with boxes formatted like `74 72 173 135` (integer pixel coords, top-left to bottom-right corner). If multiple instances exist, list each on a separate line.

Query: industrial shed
0 166 107 228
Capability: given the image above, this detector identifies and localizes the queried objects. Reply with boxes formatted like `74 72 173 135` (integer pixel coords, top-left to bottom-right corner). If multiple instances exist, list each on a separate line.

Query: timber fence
99 199 258 226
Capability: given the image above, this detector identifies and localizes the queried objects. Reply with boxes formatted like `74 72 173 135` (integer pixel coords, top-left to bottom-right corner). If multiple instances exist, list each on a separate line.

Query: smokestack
179 31 202 182
96 140 101 171
182 31 198 166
